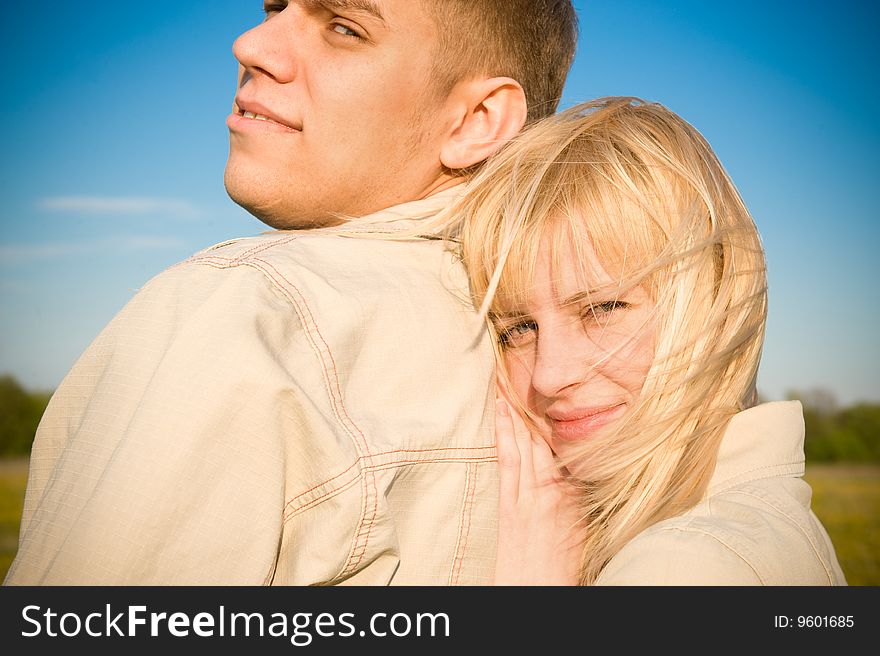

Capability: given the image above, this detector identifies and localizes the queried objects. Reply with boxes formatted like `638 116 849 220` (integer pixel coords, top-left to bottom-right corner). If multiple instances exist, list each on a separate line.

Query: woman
453 97 845 585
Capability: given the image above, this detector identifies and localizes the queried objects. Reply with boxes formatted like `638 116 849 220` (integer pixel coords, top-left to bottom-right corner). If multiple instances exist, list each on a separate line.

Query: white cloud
39 196 203 220
0 236 185 265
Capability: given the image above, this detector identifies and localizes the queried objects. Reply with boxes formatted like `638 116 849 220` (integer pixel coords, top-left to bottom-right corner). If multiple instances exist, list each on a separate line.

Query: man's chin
224 172 343 231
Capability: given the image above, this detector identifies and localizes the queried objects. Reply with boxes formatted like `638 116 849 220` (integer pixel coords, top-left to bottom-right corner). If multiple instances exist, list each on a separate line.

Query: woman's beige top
596 402 847 585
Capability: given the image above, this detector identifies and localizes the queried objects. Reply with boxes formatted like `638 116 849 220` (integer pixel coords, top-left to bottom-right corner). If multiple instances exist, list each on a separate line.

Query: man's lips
547 403 627 442
230 98 301 132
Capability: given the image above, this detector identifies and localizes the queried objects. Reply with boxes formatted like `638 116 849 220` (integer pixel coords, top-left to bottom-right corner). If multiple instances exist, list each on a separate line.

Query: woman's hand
493 398 583 585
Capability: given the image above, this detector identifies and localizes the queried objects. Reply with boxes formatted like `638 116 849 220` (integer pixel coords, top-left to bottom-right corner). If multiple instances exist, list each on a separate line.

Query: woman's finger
495 399 520 506
530 431 559 487
504 396 536 491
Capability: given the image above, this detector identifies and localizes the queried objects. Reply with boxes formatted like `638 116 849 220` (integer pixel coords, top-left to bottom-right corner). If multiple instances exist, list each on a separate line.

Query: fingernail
496 399 509 416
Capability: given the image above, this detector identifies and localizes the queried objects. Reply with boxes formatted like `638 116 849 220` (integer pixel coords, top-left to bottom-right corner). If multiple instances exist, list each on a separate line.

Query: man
6 0 577 585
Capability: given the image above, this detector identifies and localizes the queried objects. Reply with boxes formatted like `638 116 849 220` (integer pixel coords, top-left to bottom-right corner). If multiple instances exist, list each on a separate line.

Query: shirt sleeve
5 259 360 585
595 526 764 586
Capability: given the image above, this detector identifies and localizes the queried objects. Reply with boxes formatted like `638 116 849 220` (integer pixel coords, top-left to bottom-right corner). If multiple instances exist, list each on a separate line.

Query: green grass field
0 458 29 581
1 458 878 584
804 464 880 585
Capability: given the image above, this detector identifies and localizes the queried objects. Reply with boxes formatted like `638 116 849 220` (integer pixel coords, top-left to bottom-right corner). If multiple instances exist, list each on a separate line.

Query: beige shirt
596 402 846 585
6 190 499 586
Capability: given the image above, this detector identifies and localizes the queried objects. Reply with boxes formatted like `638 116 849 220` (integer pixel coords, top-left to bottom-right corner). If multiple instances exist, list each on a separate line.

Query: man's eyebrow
303 0 386 25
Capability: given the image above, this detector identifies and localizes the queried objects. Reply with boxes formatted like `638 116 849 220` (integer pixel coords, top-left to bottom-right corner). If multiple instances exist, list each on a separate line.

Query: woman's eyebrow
558 286 633 307
559 290 602 307
491 310 530 322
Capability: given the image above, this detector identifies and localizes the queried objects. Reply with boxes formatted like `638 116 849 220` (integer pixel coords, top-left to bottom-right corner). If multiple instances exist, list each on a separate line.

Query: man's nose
232 13 299 84
529 328 595 399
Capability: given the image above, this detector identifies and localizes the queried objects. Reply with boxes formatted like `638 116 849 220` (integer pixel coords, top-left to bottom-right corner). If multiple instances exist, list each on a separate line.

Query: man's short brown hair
426 0 579 124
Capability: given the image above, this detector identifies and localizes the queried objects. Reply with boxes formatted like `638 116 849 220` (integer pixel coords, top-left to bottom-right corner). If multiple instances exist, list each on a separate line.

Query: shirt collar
707 401 806 495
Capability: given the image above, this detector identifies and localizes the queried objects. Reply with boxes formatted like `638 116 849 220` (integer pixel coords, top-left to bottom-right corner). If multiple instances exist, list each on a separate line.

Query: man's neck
418 172 467 200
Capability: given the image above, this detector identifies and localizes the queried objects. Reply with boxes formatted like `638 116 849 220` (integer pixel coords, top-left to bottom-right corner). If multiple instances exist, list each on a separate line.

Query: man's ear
439 77 528 171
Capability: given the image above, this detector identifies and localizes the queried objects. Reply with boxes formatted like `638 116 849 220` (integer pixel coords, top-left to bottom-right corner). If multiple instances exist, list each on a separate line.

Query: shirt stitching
185 235 301 264
286 456 496 518
249 257 379 578
281 446 495 517
449 463 478 585
235 235 300 261
728 487 835 584
191 259 368 453
633 525 767 585
188 243 486 582
709 460 804 494
191 256 378 580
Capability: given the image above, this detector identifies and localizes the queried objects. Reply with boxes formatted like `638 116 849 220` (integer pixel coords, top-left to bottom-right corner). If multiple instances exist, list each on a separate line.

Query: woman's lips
548 404 626 442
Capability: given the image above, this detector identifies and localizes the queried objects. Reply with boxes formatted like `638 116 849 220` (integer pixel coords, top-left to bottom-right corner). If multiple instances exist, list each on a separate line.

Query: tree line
0 374 878 461
0 375 52 456
787 388 880 463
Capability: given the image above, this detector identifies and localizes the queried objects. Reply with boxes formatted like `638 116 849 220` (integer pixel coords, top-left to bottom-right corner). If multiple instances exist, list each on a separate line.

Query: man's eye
330 22 364 39
497 321 538 349
263 2 286 19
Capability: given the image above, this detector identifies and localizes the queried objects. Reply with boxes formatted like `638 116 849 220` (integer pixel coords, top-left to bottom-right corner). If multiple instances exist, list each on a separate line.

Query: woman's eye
582 300 629 324
498 321 538 349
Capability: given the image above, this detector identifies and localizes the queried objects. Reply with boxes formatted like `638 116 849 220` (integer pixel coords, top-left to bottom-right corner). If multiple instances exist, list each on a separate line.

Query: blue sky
1 0 878 405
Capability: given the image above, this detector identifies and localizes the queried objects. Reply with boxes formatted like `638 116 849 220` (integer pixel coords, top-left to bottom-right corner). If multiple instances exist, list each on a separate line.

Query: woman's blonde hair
450 97 768 584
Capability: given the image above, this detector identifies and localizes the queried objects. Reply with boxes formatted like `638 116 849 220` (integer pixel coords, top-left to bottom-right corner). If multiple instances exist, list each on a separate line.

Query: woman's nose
529 326 595 399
